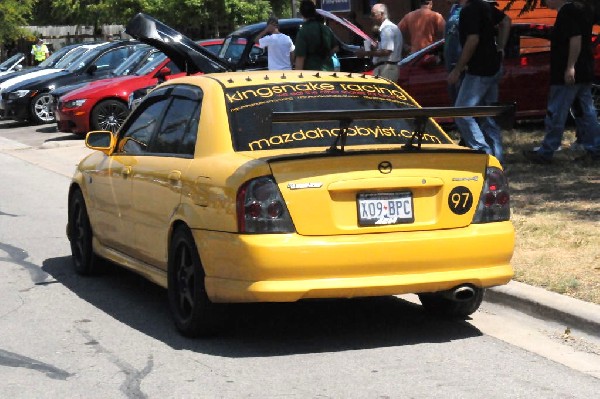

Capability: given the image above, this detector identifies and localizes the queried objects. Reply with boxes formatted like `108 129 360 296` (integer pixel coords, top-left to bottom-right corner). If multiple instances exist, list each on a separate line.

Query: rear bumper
194 221 515 302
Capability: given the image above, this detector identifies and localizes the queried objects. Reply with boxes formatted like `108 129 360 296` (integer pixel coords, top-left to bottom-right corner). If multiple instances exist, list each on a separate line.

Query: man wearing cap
31 38 49 66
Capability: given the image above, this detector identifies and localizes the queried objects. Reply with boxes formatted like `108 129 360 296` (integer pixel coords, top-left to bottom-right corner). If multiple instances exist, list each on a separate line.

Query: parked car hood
61 75 142 101
125 13 231 75
0 69 63 91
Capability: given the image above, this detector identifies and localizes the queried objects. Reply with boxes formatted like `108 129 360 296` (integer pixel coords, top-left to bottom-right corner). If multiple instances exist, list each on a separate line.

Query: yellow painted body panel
71 70 514 304
195 221 514 302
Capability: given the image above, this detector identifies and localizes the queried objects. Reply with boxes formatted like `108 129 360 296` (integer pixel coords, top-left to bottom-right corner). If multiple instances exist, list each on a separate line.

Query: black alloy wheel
68 190 97 275
167 226 226 337
91 99 129 133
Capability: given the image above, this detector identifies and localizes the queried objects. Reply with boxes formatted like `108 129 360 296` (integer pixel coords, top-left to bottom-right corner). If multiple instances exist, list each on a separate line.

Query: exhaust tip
452 285 475 301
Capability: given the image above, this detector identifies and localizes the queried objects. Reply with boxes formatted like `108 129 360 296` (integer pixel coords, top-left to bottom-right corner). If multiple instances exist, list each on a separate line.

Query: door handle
121 166 132 177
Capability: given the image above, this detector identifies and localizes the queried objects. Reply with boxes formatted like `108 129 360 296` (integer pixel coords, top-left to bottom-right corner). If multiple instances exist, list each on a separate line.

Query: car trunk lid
268 150 488 236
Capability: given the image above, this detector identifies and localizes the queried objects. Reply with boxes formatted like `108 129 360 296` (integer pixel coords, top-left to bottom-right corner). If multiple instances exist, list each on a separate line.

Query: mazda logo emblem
378 161 392 174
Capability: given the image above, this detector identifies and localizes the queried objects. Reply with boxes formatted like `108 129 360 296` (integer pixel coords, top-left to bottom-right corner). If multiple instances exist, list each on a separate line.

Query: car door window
119 98 170 154
95 47 132 71
149 85 202 156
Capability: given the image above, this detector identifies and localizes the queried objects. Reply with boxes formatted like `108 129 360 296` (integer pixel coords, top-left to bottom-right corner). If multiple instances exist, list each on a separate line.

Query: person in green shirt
294 0 336 71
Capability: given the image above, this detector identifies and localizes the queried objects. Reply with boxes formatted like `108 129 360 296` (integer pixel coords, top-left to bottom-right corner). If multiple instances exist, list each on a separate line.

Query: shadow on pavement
0 120 29 129
44 134 83 143
36 125 58 134
43 256 483 356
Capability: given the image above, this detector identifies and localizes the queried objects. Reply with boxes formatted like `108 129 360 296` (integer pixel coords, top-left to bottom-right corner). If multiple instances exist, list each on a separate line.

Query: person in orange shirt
398 0 445 54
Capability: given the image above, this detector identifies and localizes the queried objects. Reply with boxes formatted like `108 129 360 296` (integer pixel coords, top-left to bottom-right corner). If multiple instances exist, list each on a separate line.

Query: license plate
357 192 414 226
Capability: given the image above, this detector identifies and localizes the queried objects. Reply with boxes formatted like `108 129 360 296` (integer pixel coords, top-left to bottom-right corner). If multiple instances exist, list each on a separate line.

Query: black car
0 42 93 87
219 17 371 73
1 40 141 124
123 13 373 111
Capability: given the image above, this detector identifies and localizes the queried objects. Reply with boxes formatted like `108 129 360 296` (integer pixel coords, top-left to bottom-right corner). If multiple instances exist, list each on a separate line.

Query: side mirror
15 65 23 71
85 130 115 155
87 64 98 74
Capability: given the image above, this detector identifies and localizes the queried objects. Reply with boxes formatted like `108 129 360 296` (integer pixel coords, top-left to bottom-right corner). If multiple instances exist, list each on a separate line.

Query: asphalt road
1 119 599 397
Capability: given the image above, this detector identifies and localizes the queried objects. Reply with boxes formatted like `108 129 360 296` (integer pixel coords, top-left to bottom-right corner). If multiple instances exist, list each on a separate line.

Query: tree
0 0 36 44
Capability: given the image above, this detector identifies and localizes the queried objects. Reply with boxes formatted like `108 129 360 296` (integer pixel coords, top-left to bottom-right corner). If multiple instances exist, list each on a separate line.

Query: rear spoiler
272 104 516 153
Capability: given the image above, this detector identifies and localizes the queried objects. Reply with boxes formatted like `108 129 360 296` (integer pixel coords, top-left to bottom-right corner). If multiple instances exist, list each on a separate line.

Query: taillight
472 167 510 223
236 176 294 233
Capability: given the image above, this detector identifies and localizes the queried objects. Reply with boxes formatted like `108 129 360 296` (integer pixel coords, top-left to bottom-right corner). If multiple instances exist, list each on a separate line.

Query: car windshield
113 47 153 76
54 46 94 69
39 45 78 68
226 81 452 152
0 53 23 71
133 52 167 76
65 45 107 72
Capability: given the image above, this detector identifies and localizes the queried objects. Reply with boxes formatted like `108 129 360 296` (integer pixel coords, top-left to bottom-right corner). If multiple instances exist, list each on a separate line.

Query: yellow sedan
67 70 514 337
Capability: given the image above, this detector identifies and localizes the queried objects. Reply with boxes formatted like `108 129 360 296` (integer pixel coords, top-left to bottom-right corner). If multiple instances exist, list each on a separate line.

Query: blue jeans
454 70 503 164
538 83 600 157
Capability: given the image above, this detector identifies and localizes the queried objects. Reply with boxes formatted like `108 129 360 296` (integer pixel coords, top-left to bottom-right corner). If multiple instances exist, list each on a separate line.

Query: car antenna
327 118 352 154
403 116 428 150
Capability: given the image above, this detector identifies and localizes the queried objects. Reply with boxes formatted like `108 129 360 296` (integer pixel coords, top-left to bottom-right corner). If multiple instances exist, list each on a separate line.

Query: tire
91 99 129 133
29 93 55 124
418 286 484 319
68 190 98 275
168 226 226 337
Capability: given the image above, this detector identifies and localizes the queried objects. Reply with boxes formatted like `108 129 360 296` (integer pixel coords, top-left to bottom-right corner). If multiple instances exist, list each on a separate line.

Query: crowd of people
254 0 600 165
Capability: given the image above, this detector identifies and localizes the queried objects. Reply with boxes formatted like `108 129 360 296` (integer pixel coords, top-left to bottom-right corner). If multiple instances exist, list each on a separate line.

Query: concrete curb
486 280 600 337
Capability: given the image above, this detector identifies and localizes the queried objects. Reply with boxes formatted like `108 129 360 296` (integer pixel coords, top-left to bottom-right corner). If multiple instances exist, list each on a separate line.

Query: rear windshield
225 81 452 151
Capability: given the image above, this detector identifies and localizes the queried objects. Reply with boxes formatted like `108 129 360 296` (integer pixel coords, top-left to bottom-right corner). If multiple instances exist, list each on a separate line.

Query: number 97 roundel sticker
448 186 473 215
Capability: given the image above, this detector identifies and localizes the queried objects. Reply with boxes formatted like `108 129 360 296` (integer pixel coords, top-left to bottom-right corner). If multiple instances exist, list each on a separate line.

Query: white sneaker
533 145 562 152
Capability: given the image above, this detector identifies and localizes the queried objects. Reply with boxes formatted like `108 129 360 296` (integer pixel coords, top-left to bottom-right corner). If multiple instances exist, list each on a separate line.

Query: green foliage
0 0 35 43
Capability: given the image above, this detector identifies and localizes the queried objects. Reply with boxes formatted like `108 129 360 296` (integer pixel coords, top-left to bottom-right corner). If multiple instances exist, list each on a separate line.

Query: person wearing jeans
454 67 503 162
523 0 600 164
448 0 510 165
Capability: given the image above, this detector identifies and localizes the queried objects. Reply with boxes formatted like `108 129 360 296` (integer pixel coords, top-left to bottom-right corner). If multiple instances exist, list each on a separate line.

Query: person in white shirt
254 16 295 70
355 3 403 82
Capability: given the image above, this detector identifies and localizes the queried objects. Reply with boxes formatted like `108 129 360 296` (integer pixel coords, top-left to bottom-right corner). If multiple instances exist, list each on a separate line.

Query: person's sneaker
522 149 552 164
533 145 562 152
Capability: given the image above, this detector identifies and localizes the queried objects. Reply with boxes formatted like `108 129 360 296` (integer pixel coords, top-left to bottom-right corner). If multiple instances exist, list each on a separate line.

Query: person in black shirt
447 0 511 166
524 0 600 164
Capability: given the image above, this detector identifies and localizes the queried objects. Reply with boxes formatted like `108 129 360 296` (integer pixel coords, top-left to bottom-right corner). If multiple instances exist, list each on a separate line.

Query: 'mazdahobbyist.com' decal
247 126 443 150
225 81 446 151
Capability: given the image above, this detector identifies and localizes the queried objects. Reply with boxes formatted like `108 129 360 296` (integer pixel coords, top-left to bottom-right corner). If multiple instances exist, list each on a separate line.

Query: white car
0 43 104 92
0 53 25 78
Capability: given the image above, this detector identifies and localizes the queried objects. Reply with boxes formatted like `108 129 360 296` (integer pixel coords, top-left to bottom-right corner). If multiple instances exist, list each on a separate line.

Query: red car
398 23 600 121
55 40 224 135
